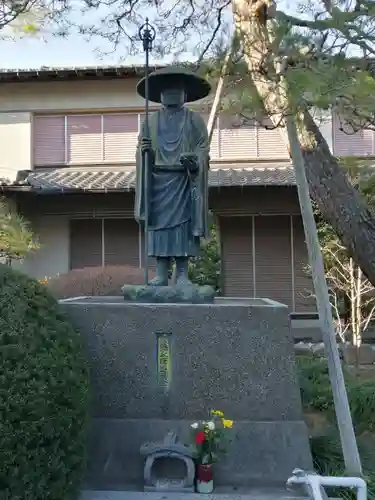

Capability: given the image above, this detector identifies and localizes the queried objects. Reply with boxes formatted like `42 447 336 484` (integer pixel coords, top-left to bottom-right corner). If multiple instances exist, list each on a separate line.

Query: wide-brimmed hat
136 67 211 103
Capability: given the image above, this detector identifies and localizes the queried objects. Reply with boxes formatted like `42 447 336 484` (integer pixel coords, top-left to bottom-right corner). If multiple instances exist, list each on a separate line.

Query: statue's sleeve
193 112 210 168
134 120 146 222
191 111 210 239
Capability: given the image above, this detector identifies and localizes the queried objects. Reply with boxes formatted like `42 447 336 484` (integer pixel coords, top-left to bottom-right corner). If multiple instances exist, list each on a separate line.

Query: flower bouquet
190 409 233 493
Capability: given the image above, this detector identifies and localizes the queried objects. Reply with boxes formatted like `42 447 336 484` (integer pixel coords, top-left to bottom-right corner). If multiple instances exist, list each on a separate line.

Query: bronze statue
135 67 211 286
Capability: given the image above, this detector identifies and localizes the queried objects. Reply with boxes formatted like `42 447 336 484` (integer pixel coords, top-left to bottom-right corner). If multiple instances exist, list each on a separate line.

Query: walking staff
138 18 156 284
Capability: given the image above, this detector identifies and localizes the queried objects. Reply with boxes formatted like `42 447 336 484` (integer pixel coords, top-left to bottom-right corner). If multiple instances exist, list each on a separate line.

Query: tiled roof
0 58 373 82
210 165 295 187
0 64 164 83
1 164 296 193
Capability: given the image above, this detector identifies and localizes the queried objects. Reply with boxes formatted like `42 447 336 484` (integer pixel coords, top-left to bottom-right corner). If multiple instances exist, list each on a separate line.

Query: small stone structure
140 431 195 492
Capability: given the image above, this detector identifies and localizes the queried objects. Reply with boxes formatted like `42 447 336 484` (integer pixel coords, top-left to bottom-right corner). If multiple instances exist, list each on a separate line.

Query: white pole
285 112 362 475
207 36 234 141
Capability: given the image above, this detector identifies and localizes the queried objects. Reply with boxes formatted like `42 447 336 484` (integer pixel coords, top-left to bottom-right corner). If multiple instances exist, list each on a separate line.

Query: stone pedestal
122 283 216 304
61 296 312 490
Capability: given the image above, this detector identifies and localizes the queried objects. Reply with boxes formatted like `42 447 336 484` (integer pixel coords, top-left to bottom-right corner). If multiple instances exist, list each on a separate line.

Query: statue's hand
180 153 198 173
141 137 153 153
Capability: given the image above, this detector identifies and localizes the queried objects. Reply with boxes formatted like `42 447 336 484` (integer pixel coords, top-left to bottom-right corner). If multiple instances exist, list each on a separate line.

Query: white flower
207 421 215 430
191 422 198 429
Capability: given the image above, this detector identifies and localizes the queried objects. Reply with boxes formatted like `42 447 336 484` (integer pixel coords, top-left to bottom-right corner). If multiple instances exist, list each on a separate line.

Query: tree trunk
232 0 375 287
299 113 375 287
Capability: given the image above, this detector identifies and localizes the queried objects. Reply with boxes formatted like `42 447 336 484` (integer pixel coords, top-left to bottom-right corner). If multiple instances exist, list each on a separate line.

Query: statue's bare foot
148 276 168 286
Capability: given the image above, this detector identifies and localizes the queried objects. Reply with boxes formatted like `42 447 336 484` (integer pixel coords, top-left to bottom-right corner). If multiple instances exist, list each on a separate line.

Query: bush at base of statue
0 264 90 500
45 265 157 299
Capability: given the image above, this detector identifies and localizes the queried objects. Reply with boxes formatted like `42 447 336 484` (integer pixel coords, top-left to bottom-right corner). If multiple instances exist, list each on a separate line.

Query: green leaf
0 198 39 263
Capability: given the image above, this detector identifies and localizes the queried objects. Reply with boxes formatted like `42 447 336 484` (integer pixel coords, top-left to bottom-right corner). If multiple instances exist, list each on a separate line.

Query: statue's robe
134 107 210 258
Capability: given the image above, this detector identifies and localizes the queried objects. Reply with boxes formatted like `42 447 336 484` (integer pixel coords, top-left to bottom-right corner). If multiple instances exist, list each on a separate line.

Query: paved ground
80 489 306 500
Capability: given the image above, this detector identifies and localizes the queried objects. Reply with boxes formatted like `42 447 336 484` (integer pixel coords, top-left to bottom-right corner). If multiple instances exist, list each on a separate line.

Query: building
0 65 373 313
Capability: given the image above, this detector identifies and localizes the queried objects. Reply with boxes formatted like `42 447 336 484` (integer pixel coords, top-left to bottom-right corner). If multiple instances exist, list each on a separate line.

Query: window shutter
104 218 139 266
332 112 373 156
67 115 102 164
254 216 293 308
103 113 139 162
70 219 102 269
34 115 65 166
220 216 254 297
363 129 375 155
257 119 289 159
219 114 257 159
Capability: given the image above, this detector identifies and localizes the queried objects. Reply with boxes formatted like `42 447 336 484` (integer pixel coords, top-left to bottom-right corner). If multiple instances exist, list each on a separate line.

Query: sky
0 0 296 70
0 34 141 69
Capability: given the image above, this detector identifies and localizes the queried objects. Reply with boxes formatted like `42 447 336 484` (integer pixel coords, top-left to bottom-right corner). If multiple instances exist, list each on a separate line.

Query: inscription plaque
156 333 172 391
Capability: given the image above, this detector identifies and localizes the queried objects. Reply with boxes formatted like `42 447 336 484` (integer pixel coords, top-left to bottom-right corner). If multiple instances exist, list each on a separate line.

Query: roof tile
1 164 296 192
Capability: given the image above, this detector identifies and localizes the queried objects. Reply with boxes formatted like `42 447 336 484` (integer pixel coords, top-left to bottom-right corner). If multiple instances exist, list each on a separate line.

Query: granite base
83 419 312 490
61 297 312 490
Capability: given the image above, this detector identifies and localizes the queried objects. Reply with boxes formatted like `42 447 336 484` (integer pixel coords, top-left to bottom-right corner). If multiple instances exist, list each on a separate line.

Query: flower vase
196 464 214 493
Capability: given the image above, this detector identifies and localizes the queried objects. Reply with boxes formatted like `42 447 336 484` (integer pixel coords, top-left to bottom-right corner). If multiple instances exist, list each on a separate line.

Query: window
34 113 139 166
67 115 102 164
104 219 139 266
219 114 257 159
34 110 292 166
103 114 139 162
69 218 139 270
34 115 65 166
333 112 375 156
70 219 102 269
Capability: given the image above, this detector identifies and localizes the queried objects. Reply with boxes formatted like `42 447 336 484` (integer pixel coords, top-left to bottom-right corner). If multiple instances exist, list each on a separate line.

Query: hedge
0 264 90 500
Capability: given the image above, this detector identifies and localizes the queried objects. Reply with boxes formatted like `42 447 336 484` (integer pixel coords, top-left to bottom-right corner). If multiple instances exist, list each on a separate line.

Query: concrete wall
13 215 70 279
0 112 32 181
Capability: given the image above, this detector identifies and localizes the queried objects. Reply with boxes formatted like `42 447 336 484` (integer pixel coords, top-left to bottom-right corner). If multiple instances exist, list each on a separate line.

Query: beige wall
0 79 154 113
0 78 148 183
0 112 32 181
0 78 214 113
13 215 70 279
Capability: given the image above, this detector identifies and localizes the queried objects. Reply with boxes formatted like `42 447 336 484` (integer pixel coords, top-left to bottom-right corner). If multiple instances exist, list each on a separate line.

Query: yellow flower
211 409 224 417
222 419 233 428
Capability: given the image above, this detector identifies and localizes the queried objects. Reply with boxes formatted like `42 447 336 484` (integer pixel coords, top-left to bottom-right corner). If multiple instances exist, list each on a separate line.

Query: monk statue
135 67 211 287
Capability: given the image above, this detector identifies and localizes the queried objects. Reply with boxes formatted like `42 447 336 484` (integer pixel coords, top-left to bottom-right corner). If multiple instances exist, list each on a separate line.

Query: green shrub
0 264 90 500
297 355 335 415
297 354 375 430
46 265 157 299
189 225 221 291
297 354 375 499
347 379 375 433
